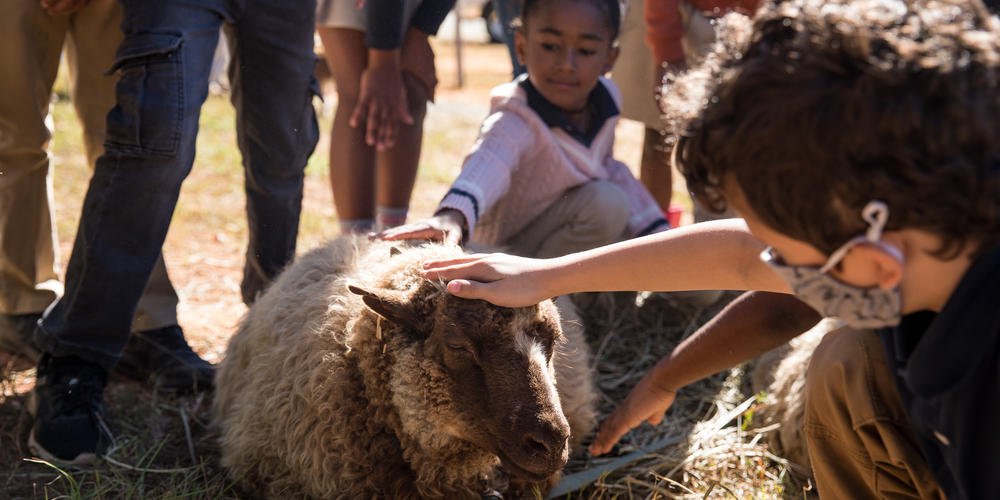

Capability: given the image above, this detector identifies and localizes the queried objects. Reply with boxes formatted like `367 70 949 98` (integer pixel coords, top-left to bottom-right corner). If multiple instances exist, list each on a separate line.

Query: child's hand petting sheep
421 252 563 308
371 208 466 246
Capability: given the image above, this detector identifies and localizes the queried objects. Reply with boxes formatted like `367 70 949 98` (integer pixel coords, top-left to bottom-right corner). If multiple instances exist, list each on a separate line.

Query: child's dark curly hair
670 0 1000 259
519 0 623 41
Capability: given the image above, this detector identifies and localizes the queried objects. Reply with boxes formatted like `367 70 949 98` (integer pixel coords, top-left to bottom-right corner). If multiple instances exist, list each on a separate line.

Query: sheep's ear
348 285 422 331
389 246 402 257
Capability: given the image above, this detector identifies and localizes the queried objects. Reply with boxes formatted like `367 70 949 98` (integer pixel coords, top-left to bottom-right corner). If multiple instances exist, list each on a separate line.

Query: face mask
760 200 905 329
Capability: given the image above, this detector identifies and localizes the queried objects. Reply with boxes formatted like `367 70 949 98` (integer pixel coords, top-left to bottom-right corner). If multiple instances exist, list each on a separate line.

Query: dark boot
116 325 214 392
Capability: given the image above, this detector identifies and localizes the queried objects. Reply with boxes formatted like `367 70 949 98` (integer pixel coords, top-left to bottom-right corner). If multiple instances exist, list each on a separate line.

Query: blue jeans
37 0 319 370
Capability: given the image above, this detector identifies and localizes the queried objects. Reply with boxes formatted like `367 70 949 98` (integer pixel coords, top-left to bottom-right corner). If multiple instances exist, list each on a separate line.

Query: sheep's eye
446 343 470 353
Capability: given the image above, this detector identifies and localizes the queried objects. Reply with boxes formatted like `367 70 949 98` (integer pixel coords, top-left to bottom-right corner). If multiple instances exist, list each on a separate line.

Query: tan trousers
0 0 177 331
611 0 719 129
504 181 630 258
805 328 945 499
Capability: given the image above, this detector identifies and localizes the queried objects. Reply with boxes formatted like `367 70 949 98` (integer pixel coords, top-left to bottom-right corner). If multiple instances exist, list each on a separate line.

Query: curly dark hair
670 0 1000 259
519 0 622 41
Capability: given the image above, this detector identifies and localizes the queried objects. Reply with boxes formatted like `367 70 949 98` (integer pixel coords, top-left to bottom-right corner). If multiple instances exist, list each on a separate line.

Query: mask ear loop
819 200 892 273
862 200 889 242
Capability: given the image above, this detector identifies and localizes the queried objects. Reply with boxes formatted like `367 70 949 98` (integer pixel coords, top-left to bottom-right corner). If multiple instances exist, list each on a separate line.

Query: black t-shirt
366 0 456 49
878 242 1000 500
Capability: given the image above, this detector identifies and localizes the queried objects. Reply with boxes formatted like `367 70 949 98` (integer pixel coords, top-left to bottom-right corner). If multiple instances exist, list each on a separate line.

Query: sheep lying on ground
213 238 596 499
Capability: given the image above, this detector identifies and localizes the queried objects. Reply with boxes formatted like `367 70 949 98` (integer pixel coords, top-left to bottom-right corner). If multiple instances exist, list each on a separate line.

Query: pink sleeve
437 110 532 236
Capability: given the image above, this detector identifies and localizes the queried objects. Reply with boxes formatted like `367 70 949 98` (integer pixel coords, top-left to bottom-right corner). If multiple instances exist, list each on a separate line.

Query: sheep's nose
522 422 570 457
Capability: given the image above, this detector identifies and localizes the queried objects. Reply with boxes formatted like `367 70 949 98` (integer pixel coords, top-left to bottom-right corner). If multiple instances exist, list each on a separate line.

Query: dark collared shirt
878 242 1000 500
517 74 619 147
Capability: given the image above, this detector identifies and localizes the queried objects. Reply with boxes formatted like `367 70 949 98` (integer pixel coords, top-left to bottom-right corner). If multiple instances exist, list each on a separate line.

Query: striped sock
375 206 409 231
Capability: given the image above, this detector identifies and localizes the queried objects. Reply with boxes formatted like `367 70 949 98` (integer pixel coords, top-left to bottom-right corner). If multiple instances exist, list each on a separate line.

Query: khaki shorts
316 0 423 35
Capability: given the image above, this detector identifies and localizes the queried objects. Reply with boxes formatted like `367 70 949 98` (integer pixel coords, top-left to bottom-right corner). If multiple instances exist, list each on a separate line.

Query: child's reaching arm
589 291 821 455
421 218 791 307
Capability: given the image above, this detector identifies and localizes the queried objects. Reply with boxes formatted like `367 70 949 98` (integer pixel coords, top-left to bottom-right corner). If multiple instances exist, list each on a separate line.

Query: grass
1 39 810 499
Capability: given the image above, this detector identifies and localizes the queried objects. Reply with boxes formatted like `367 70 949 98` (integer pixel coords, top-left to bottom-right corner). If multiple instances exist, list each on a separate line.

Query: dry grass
1 39 810 499
558 291 816 499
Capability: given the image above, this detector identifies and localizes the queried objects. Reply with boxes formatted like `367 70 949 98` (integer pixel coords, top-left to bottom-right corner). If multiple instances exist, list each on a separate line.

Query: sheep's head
349 283 572 482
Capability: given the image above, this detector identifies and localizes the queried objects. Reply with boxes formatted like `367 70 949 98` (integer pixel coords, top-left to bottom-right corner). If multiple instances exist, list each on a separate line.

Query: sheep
212 237 596 499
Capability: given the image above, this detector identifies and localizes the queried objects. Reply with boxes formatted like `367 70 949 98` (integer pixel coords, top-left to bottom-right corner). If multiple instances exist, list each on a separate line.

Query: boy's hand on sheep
421 253 558 307
372 210 465 246
589 370 678 456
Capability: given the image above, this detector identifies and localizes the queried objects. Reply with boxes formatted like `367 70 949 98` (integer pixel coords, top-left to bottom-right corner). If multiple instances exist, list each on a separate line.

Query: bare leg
638 126 672 211
373 71 426 228
317 27 375 231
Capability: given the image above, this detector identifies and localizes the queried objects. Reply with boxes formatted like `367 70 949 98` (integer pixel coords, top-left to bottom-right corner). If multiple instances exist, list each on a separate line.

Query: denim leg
492 0 525 77
37 0 225 371
230 0 319 304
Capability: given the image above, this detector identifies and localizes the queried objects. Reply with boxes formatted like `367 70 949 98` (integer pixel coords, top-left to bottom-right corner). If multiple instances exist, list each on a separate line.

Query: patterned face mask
760 201 905 329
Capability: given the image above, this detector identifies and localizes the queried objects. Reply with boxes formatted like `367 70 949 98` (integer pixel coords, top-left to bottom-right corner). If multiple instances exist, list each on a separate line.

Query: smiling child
374 0 669 257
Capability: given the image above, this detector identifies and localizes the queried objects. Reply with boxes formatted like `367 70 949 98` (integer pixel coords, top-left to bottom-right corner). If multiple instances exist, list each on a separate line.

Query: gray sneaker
0 313 42 362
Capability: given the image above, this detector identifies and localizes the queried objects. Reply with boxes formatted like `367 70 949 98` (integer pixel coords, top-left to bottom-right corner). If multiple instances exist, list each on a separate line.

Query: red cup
666 202 684 228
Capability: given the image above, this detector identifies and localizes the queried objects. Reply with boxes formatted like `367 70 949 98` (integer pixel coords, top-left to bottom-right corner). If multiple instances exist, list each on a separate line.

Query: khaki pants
505 181 630 258
611 0 720 128
805 328 945 499
0 0 177 331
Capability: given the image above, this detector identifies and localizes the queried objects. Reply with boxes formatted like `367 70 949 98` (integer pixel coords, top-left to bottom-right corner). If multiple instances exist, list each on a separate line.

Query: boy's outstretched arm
421 219 791 307
589 292 822 455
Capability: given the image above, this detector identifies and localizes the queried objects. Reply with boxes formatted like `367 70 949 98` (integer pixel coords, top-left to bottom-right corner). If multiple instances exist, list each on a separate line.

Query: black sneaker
0 312 42 362
29 354 112 466
115 325 214 392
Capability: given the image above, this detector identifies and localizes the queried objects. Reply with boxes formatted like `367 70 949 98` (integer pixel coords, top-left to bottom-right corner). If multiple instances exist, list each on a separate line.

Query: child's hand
421 253 558 308
350 50 414 151
588 371 678 456
372 210 465 246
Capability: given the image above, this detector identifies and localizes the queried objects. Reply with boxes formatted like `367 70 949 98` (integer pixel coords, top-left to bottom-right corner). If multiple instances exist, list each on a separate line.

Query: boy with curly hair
422 0 1000 497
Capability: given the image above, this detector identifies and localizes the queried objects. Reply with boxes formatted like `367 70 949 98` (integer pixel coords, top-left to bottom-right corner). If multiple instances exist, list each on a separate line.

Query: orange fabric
644 0 760 64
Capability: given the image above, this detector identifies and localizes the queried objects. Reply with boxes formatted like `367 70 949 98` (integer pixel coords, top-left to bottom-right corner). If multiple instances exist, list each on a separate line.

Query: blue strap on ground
546 434 685 499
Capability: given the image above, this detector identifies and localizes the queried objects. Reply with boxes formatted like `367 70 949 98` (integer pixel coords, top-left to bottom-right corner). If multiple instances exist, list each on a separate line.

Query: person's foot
0 312 42 362
28 354 112 466
115 325 214 392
